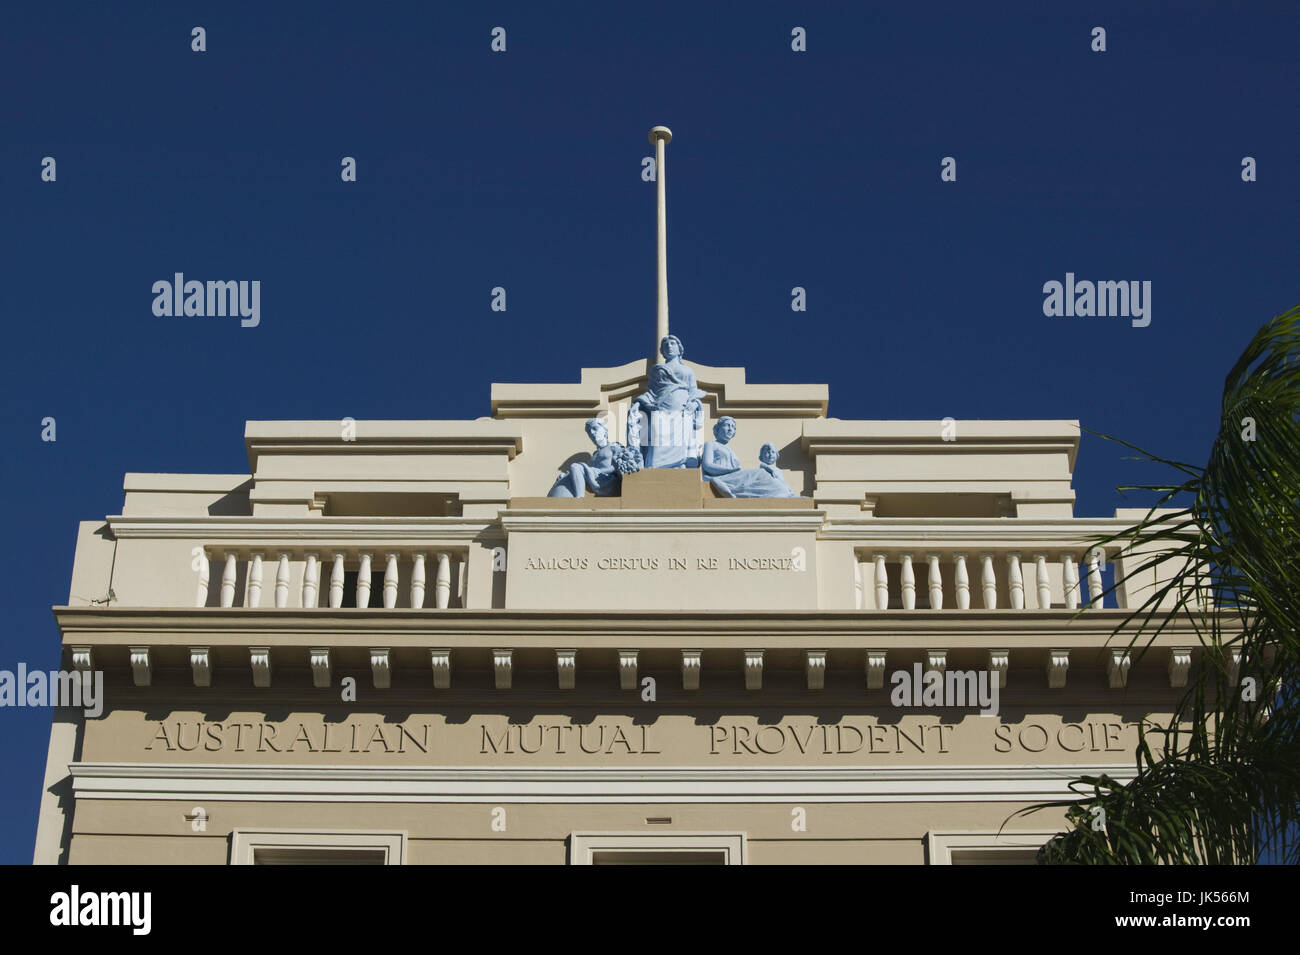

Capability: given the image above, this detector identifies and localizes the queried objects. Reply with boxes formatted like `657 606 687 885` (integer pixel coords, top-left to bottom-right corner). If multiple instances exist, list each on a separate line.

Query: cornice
801 420 1081 469
106 515 498 542
499 509 826 534
490 359 829 419
103 513 1151 547
244 421 524 468
101 511 1159 540
51 606 1206 647
818 517 1142 544
69 761 1135 803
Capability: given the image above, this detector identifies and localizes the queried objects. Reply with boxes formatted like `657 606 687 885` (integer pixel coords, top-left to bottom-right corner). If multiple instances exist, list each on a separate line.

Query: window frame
229 829 407 865
925 829 1057 865
568 831 746 865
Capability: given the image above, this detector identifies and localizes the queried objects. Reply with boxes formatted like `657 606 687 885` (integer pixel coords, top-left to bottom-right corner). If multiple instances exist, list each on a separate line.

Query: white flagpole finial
650 126 673 361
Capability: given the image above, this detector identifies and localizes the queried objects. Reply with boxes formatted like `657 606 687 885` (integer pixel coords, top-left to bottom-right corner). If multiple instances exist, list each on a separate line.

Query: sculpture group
548 336 797 499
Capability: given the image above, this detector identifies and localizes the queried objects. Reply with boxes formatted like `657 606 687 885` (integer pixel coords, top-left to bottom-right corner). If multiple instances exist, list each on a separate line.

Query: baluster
900 553 916 610
329 552 345 608
980 553 997 609
357 552 372 608
220 552 238 608
1086 548 1105 609
1034 553 1051 609
436 552 452 609
383 552 399 609
1062 554 1080 609
926 553 943 610
854 560 863 611
247 551 264 608
275 552 290 608
195 550 210 607
953 553 970 610
872 553 889 610
1006 552 1024 610
411 553 427 609
302 552 320 608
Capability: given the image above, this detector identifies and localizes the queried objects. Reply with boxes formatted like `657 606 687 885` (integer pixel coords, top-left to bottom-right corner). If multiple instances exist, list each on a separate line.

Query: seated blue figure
548 418 631 498
756 442 797 496
701 417 797 498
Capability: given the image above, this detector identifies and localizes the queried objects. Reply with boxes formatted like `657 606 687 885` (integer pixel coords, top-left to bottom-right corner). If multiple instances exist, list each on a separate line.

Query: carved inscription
522 554 801 572
145 720 430 754
993 721 1130 753
480 722 660 754
710 722 952 754
138 717 1146 759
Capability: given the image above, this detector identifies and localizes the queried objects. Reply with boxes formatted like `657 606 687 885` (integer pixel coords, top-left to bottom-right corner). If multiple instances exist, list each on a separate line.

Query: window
569 832 745 865
230 830 406 865
925 830 1056 865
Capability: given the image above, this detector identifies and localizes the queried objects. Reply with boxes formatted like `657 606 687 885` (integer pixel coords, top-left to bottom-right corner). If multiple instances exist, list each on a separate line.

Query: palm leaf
1015 302 1300 865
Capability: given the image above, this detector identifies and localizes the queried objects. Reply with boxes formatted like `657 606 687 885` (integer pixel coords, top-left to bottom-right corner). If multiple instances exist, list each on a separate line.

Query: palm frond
1016 302 1300 865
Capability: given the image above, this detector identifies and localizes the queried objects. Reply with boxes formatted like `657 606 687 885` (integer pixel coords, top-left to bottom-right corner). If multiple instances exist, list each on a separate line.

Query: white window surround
926 830 1058 865
569 832 746 865
230 829 406 865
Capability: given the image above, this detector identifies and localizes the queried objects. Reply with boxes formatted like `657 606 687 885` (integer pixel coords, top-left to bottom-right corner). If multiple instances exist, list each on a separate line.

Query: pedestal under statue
627 334 705 468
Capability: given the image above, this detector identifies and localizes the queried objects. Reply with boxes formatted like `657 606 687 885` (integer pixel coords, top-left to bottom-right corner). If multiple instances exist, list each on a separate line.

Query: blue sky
1 1 1296 862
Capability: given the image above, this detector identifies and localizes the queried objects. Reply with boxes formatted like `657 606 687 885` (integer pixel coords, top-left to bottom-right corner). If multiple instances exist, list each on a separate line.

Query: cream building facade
34 353 1197 865
35 129 1195 865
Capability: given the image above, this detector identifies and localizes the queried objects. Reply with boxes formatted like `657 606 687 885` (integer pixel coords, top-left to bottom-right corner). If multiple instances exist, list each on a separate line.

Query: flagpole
649 126 672 362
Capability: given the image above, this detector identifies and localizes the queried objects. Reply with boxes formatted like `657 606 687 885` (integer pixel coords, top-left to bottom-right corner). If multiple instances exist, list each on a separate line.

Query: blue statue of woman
627 335 706 467
701 417 797 498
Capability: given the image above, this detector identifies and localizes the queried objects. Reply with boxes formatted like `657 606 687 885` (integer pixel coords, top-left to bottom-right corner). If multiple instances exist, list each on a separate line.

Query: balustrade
193 548 462 609
861 546 1113 610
